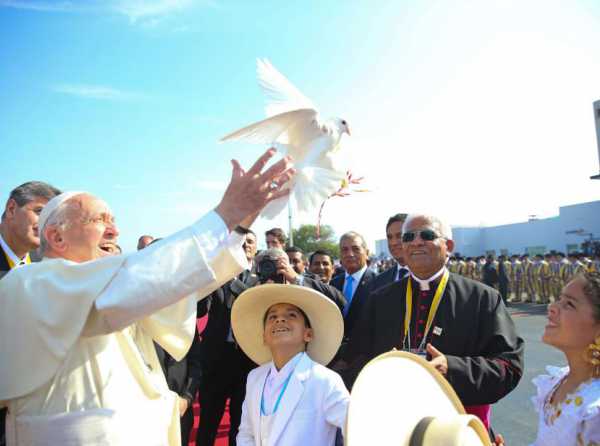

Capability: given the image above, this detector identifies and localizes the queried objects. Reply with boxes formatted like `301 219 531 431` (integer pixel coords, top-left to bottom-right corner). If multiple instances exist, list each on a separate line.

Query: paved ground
492 302 564 445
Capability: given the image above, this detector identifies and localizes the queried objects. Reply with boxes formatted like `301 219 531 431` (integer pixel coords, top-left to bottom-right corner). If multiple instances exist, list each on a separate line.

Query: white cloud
113 0 193 22
0 0 75 12
53 84 141 101
0 0 213 25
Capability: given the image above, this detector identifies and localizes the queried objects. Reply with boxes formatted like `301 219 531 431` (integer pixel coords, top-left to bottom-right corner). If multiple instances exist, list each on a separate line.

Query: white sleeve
236 379 256 446
324 371 350 437
89 211 248 334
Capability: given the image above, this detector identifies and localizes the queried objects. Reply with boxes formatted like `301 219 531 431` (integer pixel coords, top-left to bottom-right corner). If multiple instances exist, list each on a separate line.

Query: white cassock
0 211 248 446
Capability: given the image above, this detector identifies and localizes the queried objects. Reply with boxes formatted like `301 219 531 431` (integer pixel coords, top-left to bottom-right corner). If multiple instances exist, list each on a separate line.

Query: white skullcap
38 191 88 234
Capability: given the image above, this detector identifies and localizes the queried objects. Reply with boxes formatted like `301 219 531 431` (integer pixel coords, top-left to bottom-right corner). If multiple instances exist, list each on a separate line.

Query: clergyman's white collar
410 266 446 291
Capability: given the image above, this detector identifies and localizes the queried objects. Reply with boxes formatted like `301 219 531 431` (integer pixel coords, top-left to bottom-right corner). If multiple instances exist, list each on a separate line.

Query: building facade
452 200 600 257
373 200 600 258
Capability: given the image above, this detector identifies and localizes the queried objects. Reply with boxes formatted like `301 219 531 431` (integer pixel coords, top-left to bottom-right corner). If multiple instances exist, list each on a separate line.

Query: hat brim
347 351 488 445
231 284 343 365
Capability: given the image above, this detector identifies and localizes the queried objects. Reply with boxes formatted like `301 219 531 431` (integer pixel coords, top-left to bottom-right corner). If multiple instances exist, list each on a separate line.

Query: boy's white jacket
237 353 349 446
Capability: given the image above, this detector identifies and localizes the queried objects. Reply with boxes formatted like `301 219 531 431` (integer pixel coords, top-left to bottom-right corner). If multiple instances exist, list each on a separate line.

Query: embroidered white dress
530 366 600 446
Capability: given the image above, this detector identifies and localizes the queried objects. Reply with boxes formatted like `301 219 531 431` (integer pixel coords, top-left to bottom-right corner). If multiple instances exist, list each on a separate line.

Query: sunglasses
401 229 440 243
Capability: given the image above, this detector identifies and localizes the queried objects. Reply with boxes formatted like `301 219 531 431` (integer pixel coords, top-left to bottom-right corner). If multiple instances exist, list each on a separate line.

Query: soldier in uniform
509 254 523 302
447 255 458 274
457 255 468 277
570 253 588 278
539 254 552 304
475 256 486 282
521 254 536 303
465 257 477 281
558 252 570 292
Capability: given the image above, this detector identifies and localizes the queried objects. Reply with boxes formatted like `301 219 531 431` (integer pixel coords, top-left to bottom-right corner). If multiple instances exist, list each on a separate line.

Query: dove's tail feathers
256 58 317 117
219 109 317 144
293 167 346 214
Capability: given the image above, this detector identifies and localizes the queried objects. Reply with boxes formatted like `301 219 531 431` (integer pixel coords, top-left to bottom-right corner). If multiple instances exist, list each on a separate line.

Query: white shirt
262 352 304 416
394 263 410 282
0 233 25 267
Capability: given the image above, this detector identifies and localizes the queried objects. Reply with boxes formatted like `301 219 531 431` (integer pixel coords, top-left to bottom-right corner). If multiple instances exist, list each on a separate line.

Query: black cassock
343 272 524 406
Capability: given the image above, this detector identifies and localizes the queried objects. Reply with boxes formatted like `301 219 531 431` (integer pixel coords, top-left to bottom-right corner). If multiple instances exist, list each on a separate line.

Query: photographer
256 247 347 312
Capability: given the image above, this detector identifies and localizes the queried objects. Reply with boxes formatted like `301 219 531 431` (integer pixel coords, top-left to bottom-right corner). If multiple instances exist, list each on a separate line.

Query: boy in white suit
231 284 349 446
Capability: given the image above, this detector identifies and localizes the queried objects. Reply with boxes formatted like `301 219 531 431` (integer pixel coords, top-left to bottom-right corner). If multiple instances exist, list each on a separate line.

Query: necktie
397 267 408 281
343 275 354 316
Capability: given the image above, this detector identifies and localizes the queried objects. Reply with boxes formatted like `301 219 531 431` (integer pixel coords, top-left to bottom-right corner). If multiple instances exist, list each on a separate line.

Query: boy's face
263 303 313 350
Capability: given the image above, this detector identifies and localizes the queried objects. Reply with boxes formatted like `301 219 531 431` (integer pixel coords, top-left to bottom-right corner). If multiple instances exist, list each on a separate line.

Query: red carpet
187 316 231 446
188 400 231 446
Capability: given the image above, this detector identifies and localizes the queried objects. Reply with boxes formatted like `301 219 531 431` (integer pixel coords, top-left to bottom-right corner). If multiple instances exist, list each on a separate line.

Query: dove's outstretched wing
257 58 317 117
219 108 317 145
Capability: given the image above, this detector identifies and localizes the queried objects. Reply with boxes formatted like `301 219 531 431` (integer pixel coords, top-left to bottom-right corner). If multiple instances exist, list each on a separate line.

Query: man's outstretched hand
215 148 295 231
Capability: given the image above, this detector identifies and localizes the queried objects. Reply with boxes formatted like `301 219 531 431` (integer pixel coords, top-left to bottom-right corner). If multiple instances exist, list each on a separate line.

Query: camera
257 253 284 284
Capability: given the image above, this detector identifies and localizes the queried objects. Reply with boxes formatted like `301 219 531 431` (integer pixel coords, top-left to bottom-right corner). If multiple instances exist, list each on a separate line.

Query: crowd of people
372 252 599 306
0 155 599 446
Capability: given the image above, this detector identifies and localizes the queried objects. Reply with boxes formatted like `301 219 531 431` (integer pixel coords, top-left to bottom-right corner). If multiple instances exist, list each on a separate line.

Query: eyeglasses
81 214 116 227
401 229 441 243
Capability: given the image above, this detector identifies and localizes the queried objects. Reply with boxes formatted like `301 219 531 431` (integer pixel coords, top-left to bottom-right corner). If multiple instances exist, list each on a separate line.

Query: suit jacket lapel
268 354 312 446
0 244 10 273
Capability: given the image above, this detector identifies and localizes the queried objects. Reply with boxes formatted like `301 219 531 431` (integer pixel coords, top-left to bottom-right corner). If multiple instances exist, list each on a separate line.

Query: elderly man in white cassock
0 149 294 446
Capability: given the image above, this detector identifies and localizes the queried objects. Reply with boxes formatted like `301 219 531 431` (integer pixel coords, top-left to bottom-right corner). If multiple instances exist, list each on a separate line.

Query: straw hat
231 283 343 365
347 351 491 446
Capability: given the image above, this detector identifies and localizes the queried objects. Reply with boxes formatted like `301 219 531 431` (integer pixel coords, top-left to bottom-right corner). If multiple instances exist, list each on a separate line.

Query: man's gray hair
403 214 453 241
339 231 368 250
2 181 61 220
38 197 78 257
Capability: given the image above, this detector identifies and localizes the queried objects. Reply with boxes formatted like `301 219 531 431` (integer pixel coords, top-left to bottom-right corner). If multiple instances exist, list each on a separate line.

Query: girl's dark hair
580 272 600 322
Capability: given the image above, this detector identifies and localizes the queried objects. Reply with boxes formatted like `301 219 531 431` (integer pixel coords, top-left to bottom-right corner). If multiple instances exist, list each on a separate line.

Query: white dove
220 58 351 219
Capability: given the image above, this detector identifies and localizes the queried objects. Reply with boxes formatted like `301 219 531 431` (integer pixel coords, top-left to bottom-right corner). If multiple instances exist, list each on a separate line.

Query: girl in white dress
531 271 600 445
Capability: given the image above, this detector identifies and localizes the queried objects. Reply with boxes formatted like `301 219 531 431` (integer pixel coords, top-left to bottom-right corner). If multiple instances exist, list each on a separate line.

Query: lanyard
260 354 302 416
403 270 450 352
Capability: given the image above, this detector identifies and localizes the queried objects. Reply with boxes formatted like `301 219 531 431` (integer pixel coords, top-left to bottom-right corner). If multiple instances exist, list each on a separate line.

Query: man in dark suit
0 181 61 278
345 214 524 435
372 213 410 291
329 231 376 384
196 229 259 446
155 326 202 446
0 181 60 446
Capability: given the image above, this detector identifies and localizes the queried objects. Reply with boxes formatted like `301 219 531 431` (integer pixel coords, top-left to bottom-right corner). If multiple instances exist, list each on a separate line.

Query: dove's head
333 117 351 137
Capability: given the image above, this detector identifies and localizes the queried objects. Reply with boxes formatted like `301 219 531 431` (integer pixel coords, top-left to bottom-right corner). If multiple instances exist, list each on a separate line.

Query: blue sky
1 0 600 253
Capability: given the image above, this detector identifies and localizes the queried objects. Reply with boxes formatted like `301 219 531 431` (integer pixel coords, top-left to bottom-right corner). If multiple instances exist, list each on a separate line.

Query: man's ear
44 225 67 254
446 239 455 253
4 198 17 219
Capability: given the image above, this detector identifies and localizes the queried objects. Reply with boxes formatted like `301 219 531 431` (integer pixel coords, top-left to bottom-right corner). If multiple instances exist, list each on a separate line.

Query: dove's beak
345 125 351 136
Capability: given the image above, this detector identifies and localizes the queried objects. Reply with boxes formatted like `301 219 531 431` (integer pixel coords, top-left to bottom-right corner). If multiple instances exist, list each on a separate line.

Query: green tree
291 224 339 259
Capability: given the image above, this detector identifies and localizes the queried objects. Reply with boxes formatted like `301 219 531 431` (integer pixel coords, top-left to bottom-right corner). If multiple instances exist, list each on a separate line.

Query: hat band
409 417 434 446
